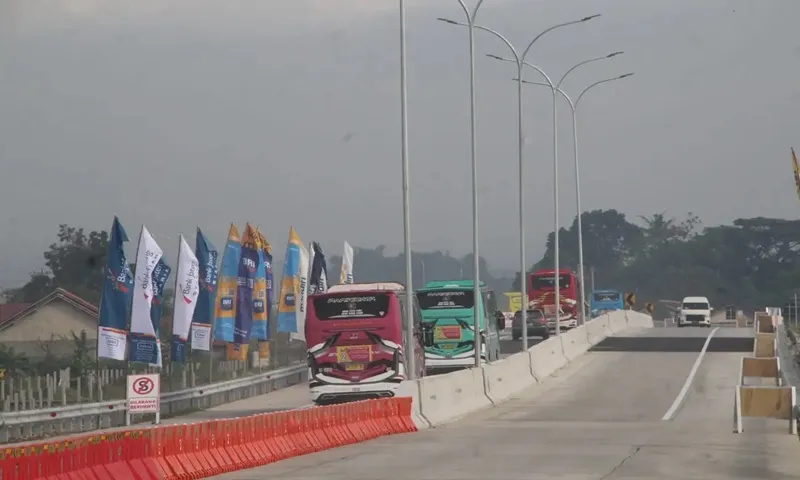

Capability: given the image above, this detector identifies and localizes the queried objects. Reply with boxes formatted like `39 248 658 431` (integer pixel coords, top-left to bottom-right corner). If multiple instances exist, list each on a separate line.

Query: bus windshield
593 292 621 302
311 294 391 320
417 290 475 310
531 274 572 290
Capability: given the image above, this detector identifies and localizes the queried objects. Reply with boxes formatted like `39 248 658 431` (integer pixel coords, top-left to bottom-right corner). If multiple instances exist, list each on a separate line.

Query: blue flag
192 228 218 351
234 224 259 345
97 216 134 361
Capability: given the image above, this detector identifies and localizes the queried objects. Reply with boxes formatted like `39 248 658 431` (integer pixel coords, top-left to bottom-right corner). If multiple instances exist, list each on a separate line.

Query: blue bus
590 289 624 317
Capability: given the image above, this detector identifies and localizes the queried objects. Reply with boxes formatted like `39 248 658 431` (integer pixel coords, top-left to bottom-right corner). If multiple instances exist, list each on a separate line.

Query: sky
1 0 799 287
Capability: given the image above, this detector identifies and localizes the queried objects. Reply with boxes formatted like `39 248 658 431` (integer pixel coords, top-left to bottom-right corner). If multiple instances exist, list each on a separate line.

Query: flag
230 224 259 359
97 216 134 361
308 241 328 295
213 224 241 343
172 235 200 363
276 227 310 341
191 228 218 352
251 228 268 341
129 226 164 365
340 241 354 284
792 147 800 202
148 258 171 368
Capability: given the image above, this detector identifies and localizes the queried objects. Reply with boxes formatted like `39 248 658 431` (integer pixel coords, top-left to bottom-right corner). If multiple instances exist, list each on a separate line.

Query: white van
678 296 712 327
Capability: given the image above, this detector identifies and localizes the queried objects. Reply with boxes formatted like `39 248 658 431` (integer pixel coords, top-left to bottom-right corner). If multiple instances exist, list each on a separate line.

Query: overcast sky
1 0 799 287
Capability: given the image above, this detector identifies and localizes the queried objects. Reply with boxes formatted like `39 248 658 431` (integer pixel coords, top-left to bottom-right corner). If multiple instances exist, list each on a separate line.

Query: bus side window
412 296 423 329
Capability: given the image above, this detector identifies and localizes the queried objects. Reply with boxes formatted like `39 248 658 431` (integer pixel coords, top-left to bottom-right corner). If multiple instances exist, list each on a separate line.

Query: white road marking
661 326 720 421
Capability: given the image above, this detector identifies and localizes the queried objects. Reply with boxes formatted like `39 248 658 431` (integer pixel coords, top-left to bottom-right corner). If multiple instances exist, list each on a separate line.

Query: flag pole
170 234 183 392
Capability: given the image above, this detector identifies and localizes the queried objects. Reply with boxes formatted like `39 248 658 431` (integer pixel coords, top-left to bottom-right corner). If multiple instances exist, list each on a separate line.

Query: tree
70 330 94 379
531 209 643 280
14 224 108 303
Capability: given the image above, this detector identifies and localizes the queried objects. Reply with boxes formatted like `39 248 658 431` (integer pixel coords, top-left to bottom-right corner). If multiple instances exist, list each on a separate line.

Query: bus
590 289 624 317
305 282 429 405
415 280 502 373
527 269 582 329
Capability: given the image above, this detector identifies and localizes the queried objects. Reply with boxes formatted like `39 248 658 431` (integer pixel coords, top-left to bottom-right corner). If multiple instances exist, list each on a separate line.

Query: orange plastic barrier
0 397 416 479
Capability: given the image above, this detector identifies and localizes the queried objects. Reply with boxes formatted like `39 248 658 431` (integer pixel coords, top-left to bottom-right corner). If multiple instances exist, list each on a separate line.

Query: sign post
126 373 161 426
624 292 636 310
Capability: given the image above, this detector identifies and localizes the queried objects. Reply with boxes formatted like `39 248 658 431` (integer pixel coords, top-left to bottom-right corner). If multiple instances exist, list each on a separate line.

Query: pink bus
304 282 428 405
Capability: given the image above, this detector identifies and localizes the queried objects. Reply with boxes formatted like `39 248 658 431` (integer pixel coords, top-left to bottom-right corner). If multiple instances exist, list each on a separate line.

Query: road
211 326 800 479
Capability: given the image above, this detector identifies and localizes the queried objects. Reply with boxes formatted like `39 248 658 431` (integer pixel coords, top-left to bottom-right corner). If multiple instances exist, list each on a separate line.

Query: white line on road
661 326 719 421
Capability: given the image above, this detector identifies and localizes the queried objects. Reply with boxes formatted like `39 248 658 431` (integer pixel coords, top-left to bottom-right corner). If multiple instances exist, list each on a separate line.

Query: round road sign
133 377 155 395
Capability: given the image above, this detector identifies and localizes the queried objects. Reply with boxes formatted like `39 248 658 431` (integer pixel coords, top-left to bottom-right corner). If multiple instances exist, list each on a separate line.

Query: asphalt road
212 326 800 479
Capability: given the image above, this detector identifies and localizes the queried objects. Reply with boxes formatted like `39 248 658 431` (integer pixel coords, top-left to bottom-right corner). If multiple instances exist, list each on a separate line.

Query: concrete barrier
529 335 568 380
585 314 612 345
416 367 492 427
740 357 781 386
395 380 430 429
609 310 628 332
404 308 655 429
560 325 591 361
626 310 655 328
482 349 537 404
733 385 797 434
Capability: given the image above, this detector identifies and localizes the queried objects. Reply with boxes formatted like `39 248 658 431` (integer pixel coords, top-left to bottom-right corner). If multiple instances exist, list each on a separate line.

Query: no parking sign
127 373 160 413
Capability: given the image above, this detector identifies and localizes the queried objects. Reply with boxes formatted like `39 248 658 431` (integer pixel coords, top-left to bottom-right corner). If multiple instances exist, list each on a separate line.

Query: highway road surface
211 326 800 479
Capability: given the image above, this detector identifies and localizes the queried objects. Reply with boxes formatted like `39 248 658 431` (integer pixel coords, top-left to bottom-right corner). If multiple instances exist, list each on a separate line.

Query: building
0 288 98 358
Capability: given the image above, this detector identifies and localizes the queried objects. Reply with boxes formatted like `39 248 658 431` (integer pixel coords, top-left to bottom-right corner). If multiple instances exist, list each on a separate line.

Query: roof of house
0 288 99 328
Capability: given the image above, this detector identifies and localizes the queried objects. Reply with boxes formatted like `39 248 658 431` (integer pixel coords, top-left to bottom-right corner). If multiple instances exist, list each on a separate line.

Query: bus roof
421 280 486 290
326 282 405 293
593 288 620 293
531 268 575 276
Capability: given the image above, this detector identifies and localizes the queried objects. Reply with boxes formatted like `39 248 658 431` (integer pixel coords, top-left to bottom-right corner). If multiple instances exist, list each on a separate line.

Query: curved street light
441 17 597 347
518 71 635 321
436 0 486 367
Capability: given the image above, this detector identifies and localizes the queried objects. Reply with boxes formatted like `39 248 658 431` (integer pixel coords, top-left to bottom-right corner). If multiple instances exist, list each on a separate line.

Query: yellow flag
792 148 800 201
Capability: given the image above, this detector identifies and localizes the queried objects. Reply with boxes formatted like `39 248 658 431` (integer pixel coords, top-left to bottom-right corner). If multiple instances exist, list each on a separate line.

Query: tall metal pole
444 0 485 368
399 0 415 379
551 84 561 336
555 52 623 324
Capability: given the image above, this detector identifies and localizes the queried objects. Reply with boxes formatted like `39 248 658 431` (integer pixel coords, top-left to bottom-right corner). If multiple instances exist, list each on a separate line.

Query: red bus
304 282 428 405
527 268 581 329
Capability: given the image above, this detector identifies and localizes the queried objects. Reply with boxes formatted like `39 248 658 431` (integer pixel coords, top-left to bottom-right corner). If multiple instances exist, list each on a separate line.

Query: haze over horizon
1 0 798 289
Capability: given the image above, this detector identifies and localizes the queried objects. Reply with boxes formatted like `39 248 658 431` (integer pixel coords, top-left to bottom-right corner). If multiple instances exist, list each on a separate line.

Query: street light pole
520 71 635 327
555 52 623 324
438 0 485 368
399 0 415 379
444 16 598 349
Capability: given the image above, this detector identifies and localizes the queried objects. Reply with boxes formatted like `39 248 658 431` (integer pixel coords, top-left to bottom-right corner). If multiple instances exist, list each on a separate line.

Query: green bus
415 280 502 372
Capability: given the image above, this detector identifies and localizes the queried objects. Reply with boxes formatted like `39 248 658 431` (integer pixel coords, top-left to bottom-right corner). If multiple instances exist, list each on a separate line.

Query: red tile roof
0 303 33 324
0 288 99 327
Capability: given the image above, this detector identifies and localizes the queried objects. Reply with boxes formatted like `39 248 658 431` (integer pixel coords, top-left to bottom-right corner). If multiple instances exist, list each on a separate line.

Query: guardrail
0 363 307 444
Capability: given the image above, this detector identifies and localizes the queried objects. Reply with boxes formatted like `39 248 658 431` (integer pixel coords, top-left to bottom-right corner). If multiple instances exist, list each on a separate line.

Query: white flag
130 226 163 341
340 241 354 284
291 242 310 342
172 235 200 343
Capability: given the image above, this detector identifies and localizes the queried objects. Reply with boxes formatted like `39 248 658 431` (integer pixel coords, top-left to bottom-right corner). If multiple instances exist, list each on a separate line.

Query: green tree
14 224 108 303
70 330 94 379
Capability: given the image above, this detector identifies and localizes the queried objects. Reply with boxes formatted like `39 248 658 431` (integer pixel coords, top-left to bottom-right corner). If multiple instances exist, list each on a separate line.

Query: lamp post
519 71 635 325
555 53 623 323
437 0 486 368
444 16 596 349
399 0 415 378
